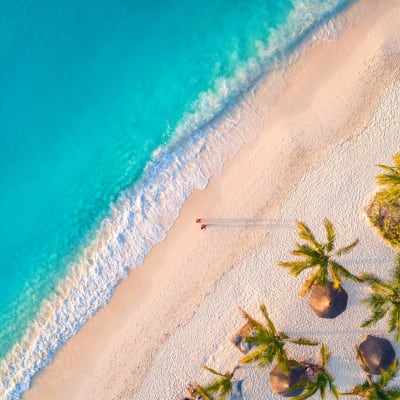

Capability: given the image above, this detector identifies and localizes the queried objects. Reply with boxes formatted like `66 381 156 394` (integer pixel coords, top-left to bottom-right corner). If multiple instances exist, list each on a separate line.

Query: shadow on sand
196 218 292 229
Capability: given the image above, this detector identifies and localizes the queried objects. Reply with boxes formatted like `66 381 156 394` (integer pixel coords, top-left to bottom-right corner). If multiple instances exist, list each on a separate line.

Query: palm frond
201 365 226 378
376 162 399 171
200 365 234 399
360 307 389 328
320 344 330 368
193 384 212 400
324 218 335 253
291 383 319 400
244 328 274 347
388 305 400 339
341 378 379 398
287 338 319 346
376 154 400 169
317 266 330 288
239 307 264 331
377 359 399 388
386 388 400 399
359 272 383 284
361 292 389 309
276 350 290 375
360 273 394 294
325 372 339 399
376 164 399 173
330 265 341 290
202 380 227 395
277 260 313 276
324 386 337 400
292 244 323 260
332 238 359 257
377 154 400 173
217 385 233 400
259 304 277 335
240 346 270 366
329 261 363 283
210 382 232 399
319 378 328 400
296 221 324 252
376 171 400 185
243 329 287 368
314 370 338 400
300 269 324 297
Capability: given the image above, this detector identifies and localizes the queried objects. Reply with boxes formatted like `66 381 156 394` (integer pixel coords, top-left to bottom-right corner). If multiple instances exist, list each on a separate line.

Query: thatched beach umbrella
356 335 396 375
309 282 348 318
269 361 306 397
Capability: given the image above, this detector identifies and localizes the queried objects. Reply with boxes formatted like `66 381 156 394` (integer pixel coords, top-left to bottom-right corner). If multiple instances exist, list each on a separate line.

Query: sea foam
0 0 357 397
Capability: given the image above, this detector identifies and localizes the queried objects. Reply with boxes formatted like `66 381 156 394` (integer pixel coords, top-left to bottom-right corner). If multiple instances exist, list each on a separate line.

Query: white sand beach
25 0 400 399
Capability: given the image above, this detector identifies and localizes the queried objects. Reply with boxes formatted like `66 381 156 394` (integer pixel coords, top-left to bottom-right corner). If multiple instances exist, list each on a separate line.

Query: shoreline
24 0 400 399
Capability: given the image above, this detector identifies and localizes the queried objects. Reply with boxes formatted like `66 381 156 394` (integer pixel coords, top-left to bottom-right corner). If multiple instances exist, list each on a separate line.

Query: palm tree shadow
198 218 292 229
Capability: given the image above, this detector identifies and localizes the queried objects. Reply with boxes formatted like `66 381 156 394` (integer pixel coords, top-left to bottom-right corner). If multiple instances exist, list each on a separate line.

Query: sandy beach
24 0 400 399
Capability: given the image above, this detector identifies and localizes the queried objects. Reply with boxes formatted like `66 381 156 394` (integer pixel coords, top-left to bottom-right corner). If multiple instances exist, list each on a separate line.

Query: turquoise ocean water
0 0 353 397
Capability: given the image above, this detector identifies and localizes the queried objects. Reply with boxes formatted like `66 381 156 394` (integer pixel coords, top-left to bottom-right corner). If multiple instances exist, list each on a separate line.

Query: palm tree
278 219 361 296
360 255 400 342
341 359 400 399
191 365 238 400
291 344 339 400
376 154 400 201
239 304 318 373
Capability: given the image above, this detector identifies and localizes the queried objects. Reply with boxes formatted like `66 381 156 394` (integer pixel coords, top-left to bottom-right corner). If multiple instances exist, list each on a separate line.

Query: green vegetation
192 365 238 400
341 359 400 399
360 255 400 342
278 219 361 296
367 194 400 248
367 154 400 248
239 304 318 373
292 345 339 400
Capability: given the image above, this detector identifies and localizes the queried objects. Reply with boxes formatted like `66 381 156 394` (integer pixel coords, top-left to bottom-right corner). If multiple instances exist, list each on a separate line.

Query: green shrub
367 192 400 248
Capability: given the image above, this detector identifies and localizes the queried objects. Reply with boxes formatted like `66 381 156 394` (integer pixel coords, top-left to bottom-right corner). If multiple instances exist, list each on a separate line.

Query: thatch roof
269 361 306 397
357 335 396 375
309 282 348 318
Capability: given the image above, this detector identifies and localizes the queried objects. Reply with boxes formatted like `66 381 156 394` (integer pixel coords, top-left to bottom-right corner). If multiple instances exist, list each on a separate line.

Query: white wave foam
0 0 362 398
